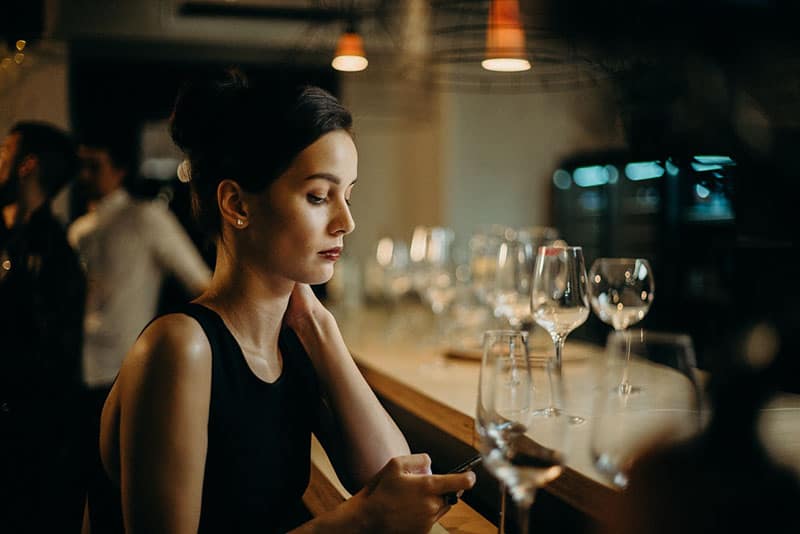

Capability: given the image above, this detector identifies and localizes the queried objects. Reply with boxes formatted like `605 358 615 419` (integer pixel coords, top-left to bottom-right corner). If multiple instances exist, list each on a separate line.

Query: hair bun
169 68 250 155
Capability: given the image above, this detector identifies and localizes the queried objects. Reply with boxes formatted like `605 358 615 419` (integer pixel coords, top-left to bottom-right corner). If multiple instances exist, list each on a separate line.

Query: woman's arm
285 284 409 490
116 314 212 533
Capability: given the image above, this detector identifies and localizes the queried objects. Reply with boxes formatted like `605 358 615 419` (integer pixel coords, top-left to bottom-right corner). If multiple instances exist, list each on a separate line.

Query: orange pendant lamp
482 0 531 72
332 22 368 72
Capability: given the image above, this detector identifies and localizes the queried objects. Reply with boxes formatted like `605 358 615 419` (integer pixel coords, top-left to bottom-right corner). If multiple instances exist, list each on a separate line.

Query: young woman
84 70 475 533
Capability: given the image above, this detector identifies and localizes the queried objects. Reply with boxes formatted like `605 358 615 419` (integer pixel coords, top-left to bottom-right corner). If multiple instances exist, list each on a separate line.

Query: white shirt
68 189 211 387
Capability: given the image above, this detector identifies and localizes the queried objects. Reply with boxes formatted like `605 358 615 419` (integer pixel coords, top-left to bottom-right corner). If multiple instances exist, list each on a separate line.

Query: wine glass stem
546 357 558 412
515 493 534 534
619 328 632 391
553 334 566 371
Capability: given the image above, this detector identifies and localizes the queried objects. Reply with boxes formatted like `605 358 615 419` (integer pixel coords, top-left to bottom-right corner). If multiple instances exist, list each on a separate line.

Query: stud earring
236 218 243 226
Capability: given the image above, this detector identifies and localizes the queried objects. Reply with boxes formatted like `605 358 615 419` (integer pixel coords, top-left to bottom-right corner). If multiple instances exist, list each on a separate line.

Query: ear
17 154 38 179
217 179 249 229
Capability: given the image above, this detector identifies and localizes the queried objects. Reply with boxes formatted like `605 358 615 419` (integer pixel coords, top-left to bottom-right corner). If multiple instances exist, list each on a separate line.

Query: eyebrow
305 173 358 187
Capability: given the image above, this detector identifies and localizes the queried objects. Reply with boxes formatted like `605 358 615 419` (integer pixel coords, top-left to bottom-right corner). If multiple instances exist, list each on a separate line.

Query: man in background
67 133 211 476
0 122 86 532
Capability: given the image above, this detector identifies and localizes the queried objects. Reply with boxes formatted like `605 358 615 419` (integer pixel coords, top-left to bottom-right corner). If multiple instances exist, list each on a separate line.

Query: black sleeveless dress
88 303 320 533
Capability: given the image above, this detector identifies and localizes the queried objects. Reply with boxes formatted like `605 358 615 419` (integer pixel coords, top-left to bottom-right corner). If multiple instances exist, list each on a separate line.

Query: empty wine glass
590 329 704 489
589 257 655 394
469 227 505 309
530 245 590 424
421 227 457 343
489 234 535 332
376 237 411 303
476 330 567 534
375 237 412 339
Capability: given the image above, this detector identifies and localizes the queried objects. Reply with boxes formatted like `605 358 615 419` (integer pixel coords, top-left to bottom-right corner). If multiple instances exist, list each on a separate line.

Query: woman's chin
303 268 335 286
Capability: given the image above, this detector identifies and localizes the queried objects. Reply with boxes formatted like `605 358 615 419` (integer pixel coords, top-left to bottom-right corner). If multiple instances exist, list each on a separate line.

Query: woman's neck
198 243 294 358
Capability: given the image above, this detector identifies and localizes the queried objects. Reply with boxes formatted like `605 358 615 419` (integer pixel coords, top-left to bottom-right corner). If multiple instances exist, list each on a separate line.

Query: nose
330 198 355 236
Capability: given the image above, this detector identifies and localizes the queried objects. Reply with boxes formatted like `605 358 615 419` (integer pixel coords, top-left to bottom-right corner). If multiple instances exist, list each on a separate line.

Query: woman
84 70 475 533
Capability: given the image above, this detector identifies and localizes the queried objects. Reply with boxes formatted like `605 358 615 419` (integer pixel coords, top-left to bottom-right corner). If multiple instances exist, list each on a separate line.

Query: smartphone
444 455 482 505
448 454 483 474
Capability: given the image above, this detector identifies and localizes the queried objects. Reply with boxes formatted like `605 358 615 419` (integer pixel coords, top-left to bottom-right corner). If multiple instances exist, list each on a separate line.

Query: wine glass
530 245 590 424
376 237 412 339
590 329 704 489
488 234 535 332
476 330 567 534
588 257 655 394
421 227 457 344
468 227 505 309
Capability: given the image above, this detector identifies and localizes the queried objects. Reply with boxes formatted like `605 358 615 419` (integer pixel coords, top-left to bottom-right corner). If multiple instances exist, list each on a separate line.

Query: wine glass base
614 383 644 395
567 414 586 425
594 454 630 489
531 407 586 425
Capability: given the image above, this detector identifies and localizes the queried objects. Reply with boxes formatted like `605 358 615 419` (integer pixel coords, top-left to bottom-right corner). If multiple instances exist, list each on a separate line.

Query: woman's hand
284 283 332 333
351 454 477 533
289 453 476 534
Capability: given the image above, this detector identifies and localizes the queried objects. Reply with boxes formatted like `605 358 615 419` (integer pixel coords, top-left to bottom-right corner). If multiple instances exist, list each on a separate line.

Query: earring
236 218 243 226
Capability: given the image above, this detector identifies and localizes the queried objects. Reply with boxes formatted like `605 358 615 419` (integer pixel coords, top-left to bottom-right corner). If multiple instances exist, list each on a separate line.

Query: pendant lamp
482 0 531 72
332 23 368 72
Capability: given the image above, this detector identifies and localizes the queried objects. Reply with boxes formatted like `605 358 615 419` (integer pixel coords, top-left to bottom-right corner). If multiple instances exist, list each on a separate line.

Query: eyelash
307 193 353 207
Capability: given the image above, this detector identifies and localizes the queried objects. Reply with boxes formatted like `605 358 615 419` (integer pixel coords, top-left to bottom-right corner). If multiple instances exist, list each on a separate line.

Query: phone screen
448 454 483 474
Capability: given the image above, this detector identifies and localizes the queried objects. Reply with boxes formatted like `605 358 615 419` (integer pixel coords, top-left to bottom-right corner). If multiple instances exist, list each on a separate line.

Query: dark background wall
549 0 799 391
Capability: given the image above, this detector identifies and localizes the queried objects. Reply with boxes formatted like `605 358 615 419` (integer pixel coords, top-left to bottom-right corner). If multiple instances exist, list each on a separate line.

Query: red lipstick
319 247 342 261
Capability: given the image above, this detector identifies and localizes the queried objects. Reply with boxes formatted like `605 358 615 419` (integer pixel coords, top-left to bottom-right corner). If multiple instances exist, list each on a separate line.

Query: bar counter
327 304 800 529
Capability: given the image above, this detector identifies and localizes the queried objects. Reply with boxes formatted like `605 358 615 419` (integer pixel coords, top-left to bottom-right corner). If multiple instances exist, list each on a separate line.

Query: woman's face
245 129 357 285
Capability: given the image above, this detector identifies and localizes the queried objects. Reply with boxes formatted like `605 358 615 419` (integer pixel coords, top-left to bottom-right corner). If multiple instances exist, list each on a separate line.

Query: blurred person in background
0 121 86 532
67 131 212 510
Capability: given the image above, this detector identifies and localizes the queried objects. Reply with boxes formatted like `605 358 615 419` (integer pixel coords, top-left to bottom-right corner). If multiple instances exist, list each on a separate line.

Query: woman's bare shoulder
118 313 213 386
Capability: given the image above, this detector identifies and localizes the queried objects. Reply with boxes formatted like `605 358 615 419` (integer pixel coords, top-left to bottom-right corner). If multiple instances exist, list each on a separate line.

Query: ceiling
6 0 796 100
46 1 604 92
52 1 420 60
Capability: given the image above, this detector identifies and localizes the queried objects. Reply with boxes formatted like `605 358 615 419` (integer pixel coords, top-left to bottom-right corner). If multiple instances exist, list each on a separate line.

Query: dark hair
79 129 138 175
10 121 78 197
169 68 353 237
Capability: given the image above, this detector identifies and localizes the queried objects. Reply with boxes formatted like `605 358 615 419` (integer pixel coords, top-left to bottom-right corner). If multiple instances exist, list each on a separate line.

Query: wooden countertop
330 304 800 524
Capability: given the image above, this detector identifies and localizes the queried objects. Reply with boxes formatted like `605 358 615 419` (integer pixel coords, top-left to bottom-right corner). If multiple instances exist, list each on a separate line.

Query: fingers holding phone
443 455 482 505
357 454 477 532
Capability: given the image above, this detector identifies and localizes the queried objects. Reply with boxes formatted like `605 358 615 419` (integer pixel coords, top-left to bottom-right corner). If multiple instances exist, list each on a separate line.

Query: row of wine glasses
530 249 656 409
371 226 458 313
476 245 704 533
476 327 704 533
473 226 562 334
367 224 562 352
368 230 658 398
365 227 458 351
